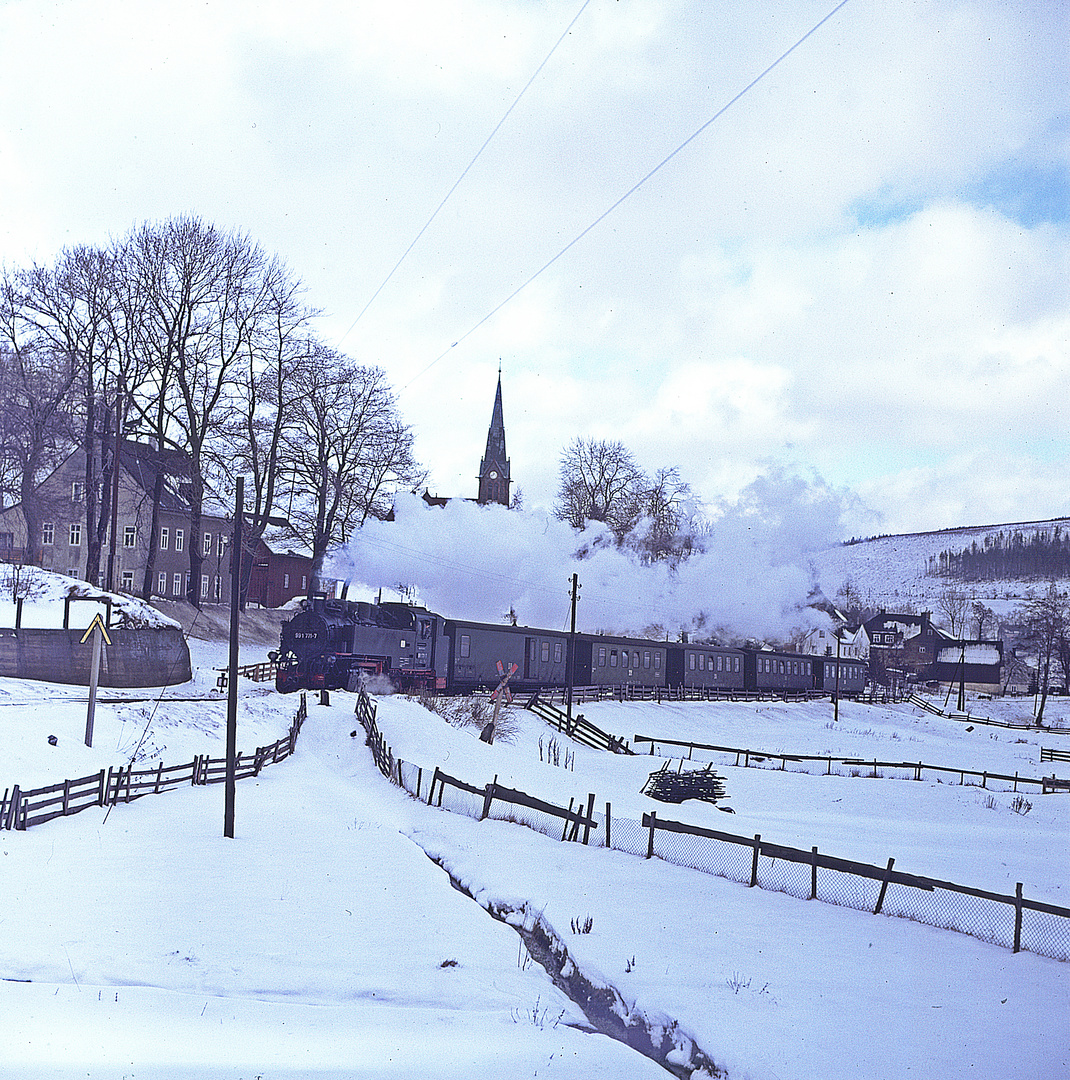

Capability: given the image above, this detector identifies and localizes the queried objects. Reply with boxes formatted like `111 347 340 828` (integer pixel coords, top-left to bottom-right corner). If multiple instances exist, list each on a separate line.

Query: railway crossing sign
80 613 112 747
481 661 518 744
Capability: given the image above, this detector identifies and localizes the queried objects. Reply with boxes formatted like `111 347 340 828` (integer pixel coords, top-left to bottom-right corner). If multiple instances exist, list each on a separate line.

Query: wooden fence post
481 775 498 820
647 811 657 859
811 846 819 900
582 793 595 845
6 786 18 830
1014 883 1023 953
562 798 575 842
750 834 761 887
96 769 106 806
874 858 895 914
605 801 612 850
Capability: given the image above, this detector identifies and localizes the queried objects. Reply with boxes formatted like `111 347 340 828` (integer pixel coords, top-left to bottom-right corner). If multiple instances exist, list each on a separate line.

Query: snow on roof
0 566 181 630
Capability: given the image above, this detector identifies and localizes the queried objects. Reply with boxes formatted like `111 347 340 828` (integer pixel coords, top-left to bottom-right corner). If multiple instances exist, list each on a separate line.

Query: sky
1 0 1068 539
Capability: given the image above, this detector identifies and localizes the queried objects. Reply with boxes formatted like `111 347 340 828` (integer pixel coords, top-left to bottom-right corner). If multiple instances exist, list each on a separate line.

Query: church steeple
477 366 511 506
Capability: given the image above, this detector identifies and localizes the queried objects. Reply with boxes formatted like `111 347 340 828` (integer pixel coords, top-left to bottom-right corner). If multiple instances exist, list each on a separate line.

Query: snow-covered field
1 619 1068 1078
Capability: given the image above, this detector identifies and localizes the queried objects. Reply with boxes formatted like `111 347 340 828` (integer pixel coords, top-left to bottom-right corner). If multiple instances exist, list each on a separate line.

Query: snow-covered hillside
812 516 1070 615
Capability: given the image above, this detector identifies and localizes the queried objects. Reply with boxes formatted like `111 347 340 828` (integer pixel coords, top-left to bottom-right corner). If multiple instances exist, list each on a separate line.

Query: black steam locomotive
273 594 866 698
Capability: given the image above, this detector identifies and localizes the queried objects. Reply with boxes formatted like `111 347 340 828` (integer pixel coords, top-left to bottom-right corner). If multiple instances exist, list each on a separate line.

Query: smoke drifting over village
333 468 855 643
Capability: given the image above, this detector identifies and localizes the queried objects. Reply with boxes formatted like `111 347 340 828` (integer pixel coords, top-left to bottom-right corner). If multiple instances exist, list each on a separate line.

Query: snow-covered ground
1 620 1068 1078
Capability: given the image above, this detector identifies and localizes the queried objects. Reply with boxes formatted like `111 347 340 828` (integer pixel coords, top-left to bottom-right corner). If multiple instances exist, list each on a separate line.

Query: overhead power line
337 0 594 349
405 0 852 389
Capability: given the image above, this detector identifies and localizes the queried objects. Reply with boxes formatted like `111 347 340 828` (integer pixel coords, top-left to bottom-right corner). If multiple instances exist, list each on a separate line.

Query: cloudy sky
2 0 1067 538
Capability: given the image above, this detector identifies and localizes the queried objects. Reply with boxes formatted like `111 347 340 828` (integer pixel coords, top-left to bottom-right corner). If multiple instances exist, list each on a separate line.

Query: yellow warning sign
80 612 112 646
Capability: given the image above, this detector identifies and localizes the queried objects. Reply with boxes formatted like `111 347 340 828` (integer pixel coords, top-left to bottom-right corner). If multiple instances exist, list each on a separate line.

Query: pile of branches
641 761 727 804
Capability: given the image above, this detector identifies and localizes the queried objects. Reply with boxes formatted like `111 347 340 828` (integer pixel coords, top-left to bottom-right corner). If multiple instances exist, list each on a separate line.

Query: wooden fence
525 693 634 754
355 688 600 843
532 684 820 706
355 689 1070 963
907 692 1069 733
215 660 280 690
632 734 1070 794
1 693 307 831
640 811 1070 956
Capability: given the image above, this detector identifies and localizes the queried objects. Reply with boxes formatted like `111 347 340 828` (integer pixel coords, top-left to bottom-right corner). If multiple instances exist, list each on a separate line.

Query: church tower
477 368 511 506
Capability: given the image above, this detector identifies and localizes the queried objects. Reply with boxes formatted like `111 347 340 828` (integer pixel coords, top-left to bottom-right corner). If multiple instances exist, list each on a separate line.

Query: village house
0 442 311 607
864 610 1004 694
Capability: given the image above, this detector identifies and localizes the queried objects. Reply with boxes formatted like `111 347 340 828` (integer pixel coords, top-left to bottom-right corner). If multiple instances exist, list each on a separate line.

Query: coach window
688 653 695 670
554 642 563 663
541 641 550 663
610 650 618 668
598 646 606 667
460 634 470 658
654 652 661 670
633 651 640 669
643 651 650 669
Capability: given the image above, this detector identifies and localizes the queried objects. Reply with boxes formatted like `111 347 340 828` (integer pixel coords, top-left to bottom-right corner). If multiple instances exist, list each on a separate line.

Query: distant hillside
811 517 1070 616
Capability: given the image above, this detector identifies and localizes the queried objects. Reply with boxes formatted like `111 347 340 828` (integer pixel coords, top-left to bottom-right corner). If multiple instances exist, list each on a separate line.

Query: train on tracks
272 594 865 699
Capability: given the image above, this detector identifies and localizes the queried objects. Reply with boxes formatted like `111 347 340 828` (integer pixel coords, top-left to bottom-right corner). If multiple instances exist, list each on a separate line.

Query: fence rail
2 693 307 831
215 660 280 690
632 734 1070 794
356 689 1070 964
533 684 825 706
907 692 1069 733
525 693 634 754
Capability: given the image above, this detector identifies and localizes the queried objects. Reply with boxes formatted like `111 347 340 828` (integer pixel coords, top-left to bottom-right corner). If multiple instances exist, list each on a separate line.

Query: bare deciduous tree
937 586 968 637
1016 583 1069 725
283 353 424 593
555 438 647 540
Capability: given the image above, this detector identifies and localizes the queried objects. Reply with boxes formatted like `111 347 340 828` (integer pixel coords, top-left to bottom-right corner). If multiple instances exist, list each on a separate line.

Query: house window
201 575 209 598
173 573 182 595
217 533 225 555
158 572 167 595
69 523 81 546
175 529 184 552
460 634 471 659
0 532 13 554
213 575 221 601
42 523 54 546
123 526 136 548
121 570 134 591
72 481 85 502
160 527 169 550
301 575 307 589
283 573 289 589
204 532 212 556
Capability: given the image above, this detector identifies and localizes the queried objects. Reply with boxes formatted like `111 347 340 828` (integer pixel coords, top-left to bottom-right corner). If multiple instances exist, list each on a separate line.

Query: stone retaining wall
0 626 192 687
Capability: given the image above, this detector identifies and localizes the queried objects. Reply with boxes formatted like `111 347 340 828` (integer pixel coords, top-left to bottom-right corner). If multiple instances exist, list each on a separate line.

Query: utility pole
224 476 243 839
106 375 124 592
833 630 841 723
566 574 580 727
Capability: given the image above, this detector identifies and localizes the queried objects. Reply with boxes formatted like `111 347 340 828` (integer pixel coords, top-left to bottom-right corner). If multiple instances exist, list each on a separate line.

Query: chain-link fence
357 691 1070 964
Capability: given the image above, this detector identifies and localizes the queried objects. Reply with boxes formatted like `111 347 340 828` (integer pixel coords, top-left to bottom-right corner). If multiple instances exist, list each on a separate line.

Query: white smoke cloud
331 468 856 643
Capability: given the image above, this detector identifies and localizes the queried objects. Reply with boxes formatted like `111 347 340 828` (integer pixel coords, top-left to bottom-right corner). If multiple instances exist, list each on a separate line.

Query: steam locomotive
272 594 866 698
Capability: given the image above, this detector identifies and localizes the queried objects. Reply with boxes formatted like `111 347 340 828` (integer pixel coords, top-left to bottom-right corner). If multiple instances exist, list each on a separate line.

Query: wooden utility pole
833 631 841 723
224 476 243 838
566 574 580 727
